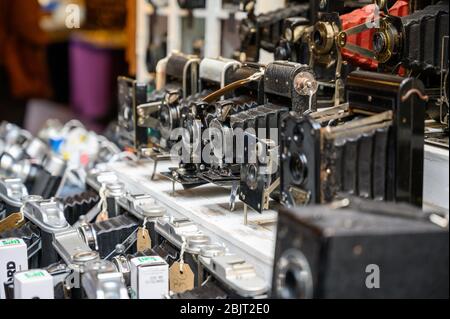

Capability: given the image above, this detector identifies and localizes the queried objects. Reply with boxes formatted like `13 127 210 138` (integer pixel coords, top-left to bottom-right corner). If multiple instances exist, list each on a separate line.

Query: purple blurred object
69 36 123 120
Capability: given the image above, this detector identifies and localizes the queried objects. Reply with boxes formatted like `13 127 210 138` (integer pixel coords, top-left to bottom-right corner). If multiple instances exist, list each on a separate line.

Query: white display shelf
423 144 449 212
108 160 278 283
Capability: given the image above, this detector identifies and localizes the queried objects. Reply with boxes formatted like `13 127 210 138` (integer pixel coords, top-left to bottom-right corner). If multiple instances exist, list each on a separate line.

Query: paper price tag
0 213 25 233
137 227 152 252
169 262 194 293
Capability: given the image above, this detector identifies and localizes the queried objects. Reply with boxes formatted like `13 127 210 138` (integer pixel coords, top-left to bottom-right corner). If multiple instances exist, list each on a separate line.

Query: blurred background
0 0 281 134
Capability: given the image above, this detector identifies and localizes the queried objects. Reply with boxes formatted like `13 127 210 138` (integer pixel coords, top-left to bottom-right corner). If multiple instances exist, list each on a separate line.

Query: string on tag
179 237 187 273
99 184 108 214
137 217 151 253
18 203 26 224
142 217 148 229
95 183 109 222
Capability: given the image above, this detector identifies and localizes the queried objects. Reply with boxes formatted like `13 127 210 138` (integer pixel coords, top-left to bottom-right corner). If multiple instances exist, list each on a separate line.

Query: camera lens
282 268 304 299
313 30 324 47
160 106 170 129
373 32 386 55
276 249 313 299
290 154 307 186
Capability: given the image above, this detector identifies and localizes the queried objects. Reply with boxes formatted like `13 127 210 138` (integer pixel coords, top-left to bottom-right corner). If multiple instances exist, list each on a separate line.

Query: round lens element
313 29 323 47
160 106 170 129
373 32 387 55
290 153 308 186
275 249 313 299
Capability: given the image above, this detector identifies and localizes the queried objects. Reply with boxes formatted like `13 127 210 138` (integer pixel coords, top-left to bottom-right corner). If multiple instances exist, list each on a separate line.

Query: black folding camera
117 77 149 152
118 53 201 153
373 3 448 74
375 3 449 129
151 53 201 147
196 63 265 189
239 3 310 62
275 17 311 64
158 57 240 151
161 57 243 188
272 198 449 299
280 70 426 208
239 61 317 213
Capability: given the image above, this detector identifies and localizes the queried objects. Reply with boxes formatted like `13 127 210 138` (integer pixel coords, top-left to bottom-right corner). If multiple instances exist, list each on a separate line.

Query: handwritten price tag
169 262 194 293
137 227 152 252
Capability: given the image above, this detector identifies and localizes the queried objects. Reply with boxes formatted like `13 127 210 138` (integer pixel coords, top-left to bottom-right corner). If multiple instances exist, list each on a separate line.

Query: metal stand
141 150 172 180
244 204 248 226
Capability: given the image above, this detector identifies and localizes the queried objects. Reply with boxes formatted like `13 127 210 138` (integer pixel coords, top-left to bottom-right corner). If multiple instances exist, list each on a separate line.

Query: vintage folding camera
108 217 224 298
372 2 448 74
279 0 371 61
160 57 243 188
275 17 311 64
315 2 448 131
306 2 410 107
84 168 167 241
0 178 114 272
272 198 449 299
138 52 202 150
195 63 265 189
239 3 310 62
117 77 150 152
280 70 426 208
108 228 267 299
374 3 449 142
117 52 201 153
239 61 317 213
157 57 241 150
